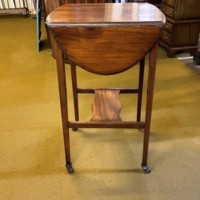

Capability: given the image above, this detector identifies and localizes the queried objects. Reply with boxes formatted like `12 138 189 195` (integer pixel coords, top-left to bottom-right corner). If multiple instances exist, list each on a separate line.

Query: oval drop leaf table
46 3 165 173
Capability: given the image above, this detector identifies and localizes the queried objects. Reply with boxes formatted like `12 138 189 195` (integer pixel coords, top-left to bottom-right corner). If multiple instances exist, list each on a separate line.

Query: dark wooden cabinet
147 0 161 6
160 0 200 57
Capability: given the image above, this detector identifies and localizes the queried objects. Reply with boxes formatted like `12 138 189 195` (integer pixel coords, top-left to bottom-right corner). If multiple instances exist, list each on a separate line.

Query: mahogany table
46 3 165 173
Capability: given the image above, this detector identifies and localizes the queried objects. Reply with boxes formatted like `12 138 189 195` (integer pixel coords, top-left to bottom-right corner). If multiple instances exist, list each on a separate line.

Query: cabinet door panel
172 23 200 46
175 0 200 20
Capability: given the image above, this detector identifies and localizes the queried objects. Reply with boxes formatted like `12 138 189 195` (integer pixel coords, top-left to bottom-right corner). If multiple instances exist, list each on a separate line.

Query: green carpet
0 16 200 200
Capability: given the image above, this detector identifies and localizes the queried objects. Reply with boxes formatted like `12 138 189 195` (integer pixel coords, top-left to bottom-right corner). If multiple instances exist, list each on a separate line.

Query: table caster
66 164 74 173
141 164 151 173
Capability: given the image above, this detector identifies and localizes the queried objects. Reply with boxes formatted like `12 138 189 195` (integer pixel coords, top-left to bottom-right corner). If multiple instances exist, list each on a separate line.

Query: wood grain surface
46 3 165 74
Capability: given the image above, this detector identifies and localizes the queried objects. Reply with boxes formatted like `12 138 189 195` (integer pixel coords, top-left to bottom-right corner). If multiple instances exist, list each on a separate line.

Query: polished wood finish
47 3 165 24
54 43 72 170
42 0 159 57
42 0 106 58
137 58 145 122
160 0 200 57
46 3 165 172
162 0 200 20
91 90 122 121
47 3 164 75
49 26 161 75
68 121 145 129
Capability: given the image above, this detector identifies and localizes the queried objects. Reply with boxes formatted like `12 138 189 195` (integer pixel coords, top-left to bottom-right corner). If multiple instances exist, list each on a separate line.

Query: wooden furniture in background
147 0 161 7
46 3 165 173
160 0 200 57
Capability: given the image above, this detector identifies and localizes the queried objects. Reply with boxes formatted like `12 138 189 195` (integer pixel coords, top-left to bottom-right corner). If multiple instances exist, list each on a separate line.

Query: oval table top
46 3 165 27
46 3 165 75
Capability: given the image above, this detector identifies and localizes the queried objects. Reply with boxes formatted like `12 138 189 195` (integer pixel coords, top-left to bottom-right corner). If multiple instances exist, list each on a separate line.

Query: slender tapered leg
70 63 79 131
137 58 145 122
141 44 158 173
55 44 74 173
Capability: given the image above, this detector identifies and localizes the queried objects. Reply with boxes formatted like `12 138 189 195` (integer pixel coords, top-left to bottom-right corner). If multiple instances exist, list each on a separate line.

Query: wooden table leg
55 44 74 173
137 57 145 122
142 43 158 173
71 63 79 131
